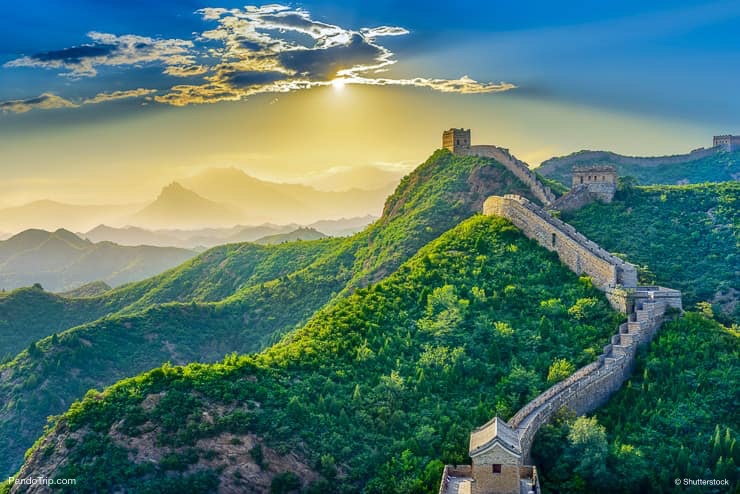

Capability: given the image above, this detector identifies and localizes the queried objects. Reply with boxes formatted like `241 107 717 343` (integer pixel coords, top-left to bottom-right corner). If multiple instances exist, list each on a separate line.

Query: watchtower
571 165 617 203
443 128 471 154
713 135 740 152
572 165 617 188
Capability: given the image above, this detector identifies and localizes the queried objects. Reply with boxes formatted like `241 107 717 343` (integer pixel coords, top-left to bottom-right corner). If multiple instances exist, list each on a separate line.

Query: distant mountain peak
129 181 242 229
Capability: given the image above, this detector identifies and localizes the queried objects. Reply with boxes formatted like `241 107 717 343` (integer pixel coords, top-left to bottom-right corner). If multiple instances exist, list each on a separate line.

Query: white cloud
4 32 196 78
3 4 516 111
156 4 516 106
0 88 158 114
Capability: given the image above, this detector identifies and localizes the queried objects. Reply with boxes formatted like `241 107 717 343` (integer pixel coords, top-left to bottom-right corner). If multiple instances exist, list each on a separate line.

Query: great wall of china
460 146 557 206
438 129 683 494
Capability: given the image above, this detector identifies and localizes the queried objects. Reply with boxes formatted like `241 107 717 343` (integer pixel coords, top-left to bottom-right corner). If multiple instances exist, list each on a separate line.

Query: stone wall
513 297 672 463
441 193 682 493
483 195 637 311
540 146 719 171
462 145 557 206
713 135 740 152
549 183 617 212
548 185 595 212
479 194 680 465
472 464 520 494
444 128 472 154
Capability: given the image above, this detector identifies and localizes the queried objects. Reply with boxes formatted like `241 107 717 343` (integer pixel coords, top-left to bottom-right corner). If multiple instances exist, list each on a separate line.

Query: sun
331 78 346 90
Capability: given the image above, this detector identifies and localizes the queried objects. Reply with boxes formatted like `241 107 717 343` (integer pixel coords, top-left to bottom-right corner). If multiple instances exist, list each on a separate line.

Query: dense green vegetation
534 312 739 493
0 150 538 478
6 216 622 493
0 286 112 361
58 281 112 298
537 149 739 186
563 182 739 323
0 238 340 361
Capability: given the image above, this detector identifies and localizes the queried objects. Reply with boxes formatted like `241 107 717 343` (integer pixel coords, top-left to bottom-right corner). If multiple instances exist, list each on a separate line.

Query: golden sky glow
0 82 711 207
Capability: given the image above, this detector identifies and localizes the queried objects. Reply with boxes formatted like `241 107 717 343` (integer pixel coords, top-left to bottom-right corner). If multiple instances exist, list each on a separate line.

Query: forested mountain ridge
0 149 537 478
563 181 739 323
5 215 624 493
534 312 739 493
537 149 738 186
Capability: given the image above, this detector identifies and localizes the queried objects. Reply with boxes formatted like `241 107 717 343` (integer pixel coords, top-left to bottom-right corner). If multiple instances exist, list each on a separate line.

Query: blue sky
0 1 738 205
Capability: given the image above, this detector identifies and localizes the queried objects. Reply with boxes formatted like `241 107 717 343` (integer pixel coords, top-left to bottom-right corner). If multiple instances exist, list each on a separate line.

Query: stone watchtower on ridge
571 165 617 203
443 128 471 154
713 135 740 152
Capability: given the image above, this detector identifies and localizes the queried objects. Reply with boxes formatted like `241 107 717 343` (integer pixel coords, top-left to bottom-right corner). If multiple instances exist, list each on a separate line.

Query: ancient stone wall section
539 146 719 172
483 195 638 310
463 145 557 206
514 299 670 462
548 185 595 212
479 193 681 464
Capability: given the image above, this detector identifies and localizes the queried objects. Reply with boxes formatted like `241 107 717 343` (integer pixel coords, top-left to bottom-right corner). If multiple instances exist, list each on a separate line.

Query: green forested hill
562 182 739 323
537 149 738 186
4 216 623 494
0 149 538 478
0 238 341 361
534 312 739 493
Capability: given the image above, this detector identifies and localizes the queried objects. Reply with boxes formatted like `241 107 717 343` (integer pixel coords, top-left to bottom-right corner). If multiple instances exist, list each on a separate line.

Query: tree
547 358 576 383
271 472 301 494
567 416 609 487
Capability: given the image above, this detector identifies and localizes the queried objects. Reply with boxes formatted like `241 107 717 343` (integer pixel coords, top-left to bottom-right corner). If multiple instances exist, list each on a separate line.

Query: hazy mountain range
83 215 376 249
0 229 197 292
0 167 394 234
0 220 365 293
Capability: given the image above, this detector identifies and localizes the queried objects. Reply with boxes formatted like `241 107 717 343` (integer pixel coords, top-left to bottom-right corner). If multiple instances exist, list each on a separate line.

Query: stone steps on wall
628 321 645 332
618 333 633 346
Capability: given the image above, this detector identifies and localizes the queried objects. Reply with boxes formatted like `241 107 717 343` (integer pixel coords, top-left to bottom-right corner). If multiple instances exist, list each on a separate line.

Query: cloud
155 5 515 106
360 26 410 38
4 31 196 78
0 88 157 114
163 64 209 77
3 4 516 111
83 88 157 104
277 34 385 79
0 93 78 113
343 75 516 93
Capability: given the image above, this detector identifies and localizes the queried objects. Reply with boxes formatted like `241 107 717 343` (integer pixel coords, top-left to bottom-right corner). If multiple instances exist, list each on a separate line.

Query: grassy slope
7 216 623 494
537 150 739 186
562 182 739 323
0 150 537 478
